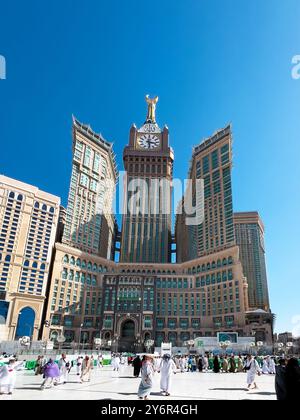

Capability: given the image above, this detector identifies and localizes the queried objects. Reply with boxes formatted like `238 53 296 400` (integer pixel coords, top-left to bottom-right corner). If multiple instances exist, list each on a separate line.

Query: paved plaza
1 365 277 400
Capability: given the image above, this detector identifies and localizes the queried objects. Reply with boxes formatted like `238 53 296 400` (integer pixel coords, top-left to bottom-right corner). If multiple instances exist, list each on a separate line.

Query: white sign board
161 342 172 356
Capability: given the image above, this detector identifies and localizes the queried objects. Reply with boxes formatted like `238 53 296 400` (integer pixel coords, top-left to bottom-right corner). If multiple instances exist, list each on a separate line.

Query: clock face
138 134 160 149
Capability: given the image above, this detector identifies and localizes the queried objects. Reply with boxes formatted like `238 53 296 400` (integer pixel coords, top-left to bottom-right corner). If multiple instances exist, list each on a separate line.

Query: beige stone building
42 241 252 350
0 175 60 340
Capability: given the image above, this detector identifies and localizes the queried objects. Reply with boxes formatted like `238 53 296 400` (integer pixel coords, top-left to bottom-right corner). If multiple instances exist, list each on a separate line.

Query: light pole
257 341 264 355
219 340 231 354
79 323 83 353
249 342 256 355
57 334 66 354
144 339 154 353
286 341 293 356
184 339 195 354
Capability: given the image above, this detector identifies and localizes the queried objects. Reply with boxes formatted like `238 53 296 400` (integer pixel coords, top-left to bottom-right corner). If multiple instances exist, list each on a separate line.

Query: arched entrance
119 319 135 352
15 307 35 339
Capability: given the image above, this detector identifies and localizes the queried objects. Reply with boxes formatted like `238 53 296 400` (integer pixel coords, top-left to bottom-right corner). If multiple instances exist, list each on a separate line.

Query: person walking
269 356 276 374
132 355 142 378
97 354 103 368
80 355 92 383
76 356 83 375
245 354 261 390
222 356 228 373
202 354 209 372
158 354 177 396
198 356 203 372
137 355 155 400
34 355 43 375
262 357 270 374
275 358 287 400
285 357 300 400
0 357 23 395
57 353 69 384
179 356 186 373
40 359 60 390
112 354 121 372
229 355 236 373
213 355 220 373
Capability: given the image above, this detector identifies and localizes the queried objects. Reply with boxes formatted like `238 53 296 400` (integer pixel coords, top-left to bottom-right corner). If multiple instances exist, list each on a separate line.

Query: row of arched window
34 201 55 213
63 255 107 272
61 268 97 285
187 257 233 274
8 191 23 201
23 260 46 270
120 268 177 274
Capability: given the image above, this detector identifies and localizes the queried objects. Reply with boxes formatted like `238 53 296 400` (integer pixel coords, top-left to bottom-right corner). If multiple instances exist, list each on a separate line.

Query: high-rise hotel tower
0 175 60 341
176 125 235 262
62 117 118 259
120 96 174 263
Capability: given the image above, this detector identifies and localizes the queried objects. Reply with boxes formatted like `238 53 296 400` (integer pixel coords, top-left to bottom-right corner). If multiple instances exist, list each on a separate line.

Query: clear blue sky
0 0 299 334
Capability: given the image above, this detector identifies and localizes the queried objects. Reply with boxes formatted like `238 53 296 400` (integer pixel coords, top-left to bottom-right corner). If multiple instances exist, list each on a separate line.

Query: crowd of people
131 352 300 400
0 350 299 399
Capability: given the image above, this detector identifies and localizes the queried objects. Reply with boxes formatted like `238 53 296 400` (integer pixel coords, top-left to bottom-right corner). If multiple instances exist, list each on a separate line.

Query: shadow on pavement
250 392 276 396
209 388 249 391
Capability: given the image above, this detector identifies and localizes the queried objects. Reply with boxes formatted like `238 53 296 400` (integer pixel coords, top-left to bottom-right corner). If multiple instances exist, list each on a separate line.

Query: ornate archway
119 319 136 352
15 307 35 339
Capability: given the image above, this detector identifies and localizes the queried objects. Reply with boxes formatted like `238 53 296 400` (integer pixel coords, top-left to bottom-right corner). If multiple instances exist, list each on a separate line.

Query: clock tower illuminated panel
120 97 174 263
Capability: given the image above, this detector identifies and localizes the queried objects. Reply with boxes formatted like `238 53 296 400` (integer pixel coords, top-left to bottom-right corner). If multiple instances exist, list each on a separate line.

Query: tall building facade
176 125 235 262
233 212 270 311
62 117 118 260
120 97 174 263
0 175 60 340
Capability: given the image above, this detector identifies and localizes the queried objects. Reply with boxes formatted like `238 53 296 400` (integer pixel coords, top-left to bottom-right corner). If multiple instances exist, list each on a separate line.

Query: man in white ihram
158 354 177 396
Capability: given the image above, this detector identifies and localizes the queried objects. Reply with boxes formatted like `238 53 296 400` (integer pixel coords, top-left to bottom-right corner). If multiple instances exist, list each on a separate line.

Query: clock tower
120 95 174 263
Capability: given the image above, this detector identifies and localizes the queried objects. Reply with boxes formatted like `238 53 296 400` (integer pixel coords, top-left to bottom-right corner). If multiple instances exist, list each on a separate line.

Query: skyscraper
0 175 60 340
176 125 235 262
120 96 174 263
62 117 118 259
233 212 270 311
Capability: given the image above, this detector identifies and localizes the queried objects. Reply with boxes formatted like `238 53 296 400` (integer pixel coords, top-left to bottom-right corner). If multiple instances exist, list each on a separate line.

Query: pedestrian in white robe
138 355 155 400
57 353 69 384
202 355 209 372
159 354 177 396
262 357 270 374
245 355 261 390
112 355 121 371
179 357 186 373
0 357 23 394
80 356 92 382
269 357 276 374
76 356 83 375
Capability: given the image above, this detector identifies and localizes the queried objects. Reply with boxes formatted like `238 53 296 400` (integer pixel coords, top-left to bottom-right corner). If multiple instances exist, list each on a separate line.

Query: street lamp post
257 341 264 355
219 340 231 354
249 342 256 355
79 323 83 353
184 339 195 353
286 342 293 356
144 339 154 354
57 334 66 354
